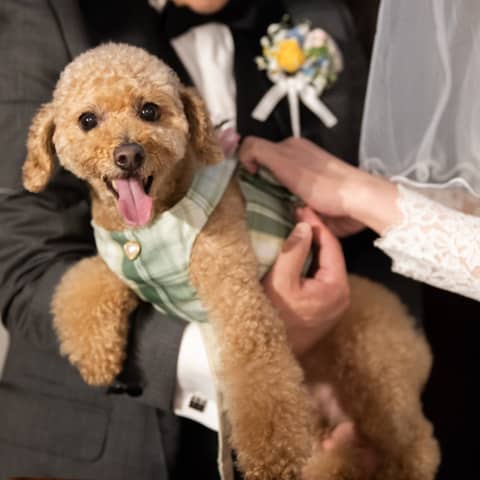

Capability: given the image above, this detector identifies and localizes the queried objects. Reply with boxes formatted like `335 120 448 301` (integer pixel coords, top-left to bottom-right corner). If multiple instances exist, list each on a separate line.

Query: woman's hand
239 136 401 235
240 136 363 216
264 207 350 356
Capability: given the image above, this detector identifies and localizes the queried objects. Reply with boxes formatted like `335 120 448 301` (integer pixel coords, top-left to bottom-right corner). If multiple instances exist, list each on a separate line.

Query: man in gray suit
0 0 383 478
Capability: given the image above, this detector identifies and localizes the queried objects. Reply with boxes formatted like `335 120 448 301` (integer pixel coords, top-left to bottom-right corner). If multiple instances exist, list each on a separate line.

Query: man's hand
308 384 378 480
265 208 377 478
264 207 350 356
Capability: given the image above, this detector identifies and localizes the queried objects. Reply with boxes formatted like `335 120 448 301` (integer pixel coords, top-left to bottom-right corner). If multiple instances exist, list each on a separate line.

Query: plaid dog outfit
93 159 296 323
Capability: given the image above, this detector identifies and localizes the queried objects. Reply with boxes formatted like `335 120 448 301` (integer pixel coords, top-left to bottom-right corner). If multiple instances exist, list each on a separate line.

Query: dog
23 43 439 479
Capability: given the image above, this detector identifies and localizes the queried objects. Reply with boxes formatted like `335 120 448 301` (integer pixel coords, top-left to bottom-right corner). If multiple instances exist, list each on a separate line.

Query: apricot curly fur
24 43 439 479
51 256 138 385
23 103 55 193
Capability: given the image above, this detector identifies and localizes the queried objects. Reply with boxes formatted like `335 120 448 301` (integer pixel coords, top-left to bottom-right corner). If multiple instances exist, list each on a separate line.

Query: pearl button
123 240 141 260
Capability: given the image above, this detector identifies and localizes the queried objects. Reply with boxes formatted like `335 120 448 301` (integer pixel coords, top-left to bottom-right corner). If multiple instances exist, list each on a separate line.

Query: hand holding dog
264 207 350 356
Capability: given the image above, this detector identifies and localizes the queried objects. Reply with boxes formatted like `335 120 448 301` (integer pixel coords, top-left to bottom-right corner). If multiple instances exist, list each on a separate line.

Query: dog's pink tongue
116 178 153 227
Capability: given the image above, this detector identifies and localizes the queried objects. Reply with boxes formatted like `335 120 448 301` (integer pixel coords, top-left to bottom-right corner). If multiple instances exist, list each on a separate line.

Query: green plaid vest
93 159 295 323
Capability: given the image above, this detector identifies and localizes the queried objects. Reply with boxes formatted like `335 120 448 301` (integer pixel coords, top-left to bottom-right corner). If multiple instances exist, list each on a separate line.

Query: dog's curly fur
23 43 439 479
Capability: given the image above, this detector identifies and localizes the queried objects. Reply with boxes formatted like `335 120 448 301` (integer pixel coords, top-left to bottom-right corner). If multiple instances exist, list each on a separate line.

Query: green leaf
306 46 328 59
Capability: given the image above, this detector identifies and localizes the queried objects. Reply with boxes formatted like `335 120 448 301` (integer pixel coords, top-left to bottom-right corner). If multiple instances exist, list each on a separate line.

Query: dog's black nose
114 143 145 172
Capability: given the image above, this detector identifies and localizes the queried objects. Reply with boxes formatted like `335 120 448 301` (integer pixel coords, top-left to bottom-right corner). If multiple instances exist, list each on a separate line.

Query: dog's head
23 43 223 228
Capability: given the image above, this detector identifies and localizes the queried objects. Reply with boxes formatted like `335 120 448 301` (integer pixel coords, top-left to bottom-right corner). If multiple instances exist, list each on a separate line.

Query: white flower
260 36 270 48
272 29 288 44
267 23 281 36
297 22 311 38
304 28 328 50
313 75 327 93
327 39 344 70
255 57 267 70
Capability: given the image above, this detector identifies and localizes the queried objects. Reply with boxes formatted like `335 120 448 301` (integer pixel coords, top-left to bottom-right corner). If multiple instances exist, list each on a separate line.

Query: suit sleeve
0 0 186 412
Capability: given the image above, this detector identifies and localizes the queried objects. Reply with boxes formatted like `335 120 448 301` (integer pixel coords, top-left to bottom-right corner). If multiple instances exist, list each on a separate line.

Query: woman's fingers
238 136 273 173
242 135 323 172
239 137 354 218
322 216 366 238
239 136 302 183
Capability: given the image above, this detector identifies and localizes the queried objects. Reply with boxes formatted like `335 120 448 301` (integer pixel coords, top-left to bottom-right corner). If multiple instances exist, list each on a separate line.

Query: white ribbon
252 75 337 137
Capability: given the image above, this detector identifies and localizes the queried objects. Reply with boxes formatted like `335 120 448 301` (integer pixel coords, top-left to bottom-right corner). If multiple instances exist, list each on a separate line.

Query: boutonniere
252 17 343 137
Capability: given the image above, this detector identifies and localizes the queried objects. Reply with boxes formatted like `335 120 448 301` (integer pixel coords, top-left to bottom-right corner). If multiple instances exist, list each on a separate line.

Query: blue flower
286 27 305 46
301 66 316 78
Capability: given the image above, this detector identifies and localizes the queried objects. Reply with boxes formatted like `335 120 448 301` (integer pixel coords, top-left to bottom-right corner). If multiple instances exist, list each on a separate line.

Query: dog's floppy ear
180 87 223 165
23 103 56 192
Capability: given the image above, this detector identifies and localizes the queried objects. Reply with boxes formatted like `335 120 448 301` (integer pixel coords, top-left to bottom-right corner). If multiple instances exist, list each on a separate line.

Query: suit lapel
285 0 368 165
233 31 289 140
48 0 91 59
234 0 343 141
232 2 291 140
243 0 367 164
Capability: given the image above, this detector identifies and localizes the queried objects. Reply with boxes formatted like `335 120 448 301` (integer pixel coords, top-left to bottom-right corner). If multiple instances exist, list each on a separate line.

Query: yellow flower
263 47 273 59
276 38 305 73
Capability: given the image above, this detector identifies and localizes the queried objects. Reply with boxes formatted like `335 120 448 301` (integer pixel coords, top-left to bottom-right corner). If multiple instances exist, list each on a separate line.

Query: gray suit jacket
0 1 188 477
0 0 418 478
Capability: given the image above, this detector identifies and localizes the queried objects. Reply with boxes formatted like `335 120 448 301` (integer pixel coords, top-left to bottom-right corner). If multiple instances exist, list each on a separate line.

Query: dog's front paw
226 359 313 480
236 404 311 480
60 329 127 386
52 256 138 386
242 451 305 480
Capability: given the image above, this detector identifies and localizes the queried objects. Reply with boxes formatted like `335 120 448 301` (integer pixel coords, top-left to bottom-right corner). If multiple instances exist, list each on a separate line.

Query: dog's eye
139 102 160 122
79 112 98 131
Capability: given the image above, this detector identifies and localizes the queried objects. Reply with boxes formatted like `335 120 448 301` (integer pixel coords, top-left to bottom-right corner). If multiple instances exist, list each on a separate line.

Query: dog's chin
102 174 155 228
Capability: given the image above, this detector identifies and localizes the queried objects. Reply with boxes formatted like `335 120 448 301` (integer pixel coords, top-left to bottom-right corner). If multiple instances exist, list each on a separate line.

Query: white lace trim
375 185 480 301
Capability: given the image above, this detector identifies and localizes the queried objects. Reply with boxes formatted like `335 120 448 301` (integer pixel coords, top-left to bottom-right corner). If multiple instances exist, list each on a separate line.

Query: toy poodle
23 43 439 480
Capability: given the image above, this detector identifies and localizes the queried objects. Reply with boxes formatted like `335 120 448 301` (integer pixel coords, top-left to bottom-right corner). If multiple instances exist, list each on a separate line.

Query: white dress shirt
171 23 236 432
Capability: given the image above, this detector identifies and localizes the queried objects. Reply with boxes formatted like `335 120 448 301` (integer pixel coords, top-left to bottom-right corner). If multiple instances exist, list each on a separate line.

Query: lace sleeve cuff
375 185 480 301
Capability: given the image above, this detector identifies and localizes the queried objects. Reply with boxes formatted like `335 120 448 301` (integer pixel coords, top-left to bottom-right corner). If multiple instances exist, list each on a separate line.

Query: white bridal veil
360 0 480 197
